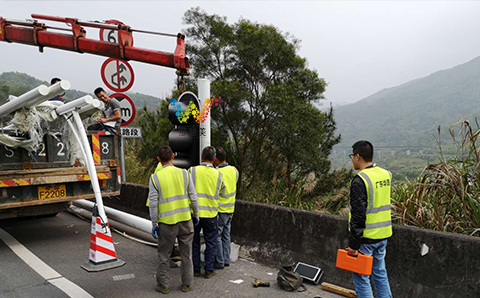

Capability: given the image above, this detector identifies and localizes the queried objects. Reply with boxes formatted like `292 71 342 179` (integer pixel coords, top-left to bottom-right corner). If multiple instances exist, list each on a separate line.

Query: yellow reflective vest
146 165 192 225
349 166 393 240
217 164 238 213
189 164 223 218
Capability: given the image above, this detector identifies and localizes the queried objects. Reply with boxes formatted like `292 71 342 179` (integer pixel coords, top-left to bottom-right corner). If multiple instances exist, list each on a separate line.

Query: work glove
192 217 200 227
151 225 159 239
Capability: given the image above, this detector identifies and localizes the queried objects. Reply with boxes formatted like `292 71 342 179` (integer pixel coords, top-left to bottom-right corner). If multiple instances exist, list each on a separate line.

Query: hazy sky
1 1 480 106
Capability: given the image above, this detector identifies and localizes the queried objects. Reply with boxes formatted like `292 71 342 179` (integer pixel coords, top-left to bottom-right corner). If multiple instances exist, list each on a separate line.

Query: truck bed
0 131 121 215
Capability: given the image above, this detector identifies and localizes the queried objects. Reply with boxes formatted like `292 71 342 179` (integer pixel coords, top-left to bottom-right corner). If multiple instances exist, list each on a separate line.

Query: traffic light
168 91 200 169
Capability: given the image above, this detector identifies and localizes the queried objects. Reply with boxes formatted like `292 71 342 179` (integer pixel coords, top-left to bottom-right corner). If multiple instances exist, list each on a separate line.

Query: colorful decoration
169 97 223 123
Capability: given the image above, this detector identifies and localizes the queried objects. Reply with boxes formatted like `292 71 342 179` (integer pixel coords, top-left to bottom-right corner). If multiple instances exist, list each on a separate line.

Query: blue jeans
352 240 392 298
215 213 233 267
193 217 218 272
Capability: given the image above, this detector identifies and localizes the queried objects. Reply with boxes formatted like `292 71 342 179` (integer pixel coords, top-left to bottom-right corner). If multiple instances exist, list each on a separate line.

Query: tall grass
243 177 314 210
242 169 354 213
392 121 480 235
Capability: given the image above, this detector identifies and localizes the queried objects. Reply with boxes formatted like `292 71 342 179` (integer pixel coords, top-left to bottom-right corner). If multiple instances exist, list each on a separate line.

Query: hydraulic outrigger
0 13 190 91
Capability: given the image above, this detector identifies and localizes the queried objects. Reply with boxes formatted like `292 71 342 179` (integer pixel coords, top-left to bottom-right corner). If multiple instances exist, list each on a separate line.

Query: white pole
71 110 108 223
64 115 88 164
79 100 103 119
120 137 126 182
197 79 211 163
25 80 71 108
56 95 94 115
0 85 49 117
73 199 151 234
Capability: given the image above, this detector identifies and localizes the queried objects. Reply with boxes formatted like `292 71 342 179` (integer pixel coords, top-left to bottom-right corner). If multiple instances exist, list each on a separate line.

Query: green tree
137 100 173 167
183 8 340 196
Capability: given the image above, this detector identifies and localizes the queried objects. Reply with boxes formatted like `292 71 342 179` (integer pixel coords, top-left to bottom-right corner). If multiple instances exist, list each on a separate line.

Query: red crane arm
0 14 190 76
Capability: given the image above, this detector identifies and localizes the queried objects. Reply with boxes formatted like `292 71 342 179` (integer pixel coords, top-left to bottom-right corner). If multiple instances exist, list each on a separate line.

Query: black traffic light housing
168 91 200 169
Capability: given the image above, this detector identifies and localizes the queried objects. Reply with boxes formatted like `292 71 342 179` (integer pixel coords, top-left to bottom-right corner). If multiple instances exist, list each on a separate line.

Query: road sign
101 58 135 93
99 20 133 45
121 127 142 138
109 93 136 126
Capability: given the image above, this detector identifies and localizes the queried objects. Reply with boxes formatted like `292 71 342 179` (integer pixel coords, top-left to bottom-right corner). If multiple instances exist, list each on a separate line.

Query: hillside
0 72 162 110
334 56 480 148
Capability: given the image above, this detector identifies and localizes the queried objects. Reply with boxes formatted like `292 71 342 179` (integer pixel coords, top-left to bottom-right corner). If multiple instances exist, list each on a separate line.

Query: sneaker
154 285 170 294
181 285 191 292
224 263 230 267
194 271 201 277
204 270 217 279
214 264 224 270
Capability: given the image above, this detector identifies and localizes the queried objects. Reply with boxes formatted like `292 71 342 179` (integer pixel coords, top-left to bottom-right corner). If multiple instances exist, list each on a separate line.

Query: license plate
38 184 67 200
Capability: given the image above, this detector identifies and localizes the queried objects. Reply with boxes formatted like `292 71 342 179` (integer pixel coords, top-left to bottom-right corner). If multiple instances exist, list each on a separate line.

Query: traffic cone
81 205 125 272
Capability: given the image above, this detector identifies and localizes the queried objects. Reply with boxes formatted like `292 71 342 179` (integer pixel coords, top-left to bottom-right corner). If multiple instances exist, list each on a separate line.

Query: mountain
0 72 162 110
333 56 480 148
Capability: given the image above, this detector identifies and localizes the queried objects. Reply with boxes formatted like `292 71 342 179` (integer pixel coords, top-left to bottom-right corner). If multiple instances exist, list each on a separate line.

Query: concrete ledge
104 183 149 219
231 200 480 298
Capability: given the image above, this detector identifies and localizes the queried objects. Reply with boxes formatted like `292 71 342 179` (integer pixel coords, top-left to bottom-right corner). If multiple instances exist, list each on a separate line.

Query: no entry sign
110 93 136 126
101 58 135 93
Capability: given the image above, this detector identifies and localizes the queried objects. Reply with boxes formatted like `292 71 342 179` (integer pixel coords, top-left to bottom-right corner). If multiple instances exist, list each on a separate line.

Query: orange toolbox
336 249 373 275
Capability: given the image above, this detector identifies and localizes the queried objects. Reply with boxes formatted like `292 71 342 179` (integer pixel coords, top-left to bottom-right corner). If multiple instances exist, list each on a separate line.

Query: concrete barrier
110 183 480 298
232 200 480 298
104 183 149 219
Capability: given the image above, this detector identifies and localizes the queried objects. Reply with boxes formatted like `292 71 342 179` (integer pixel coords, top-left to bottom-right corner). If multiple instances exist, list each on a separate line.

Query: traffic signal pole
198 78 211 162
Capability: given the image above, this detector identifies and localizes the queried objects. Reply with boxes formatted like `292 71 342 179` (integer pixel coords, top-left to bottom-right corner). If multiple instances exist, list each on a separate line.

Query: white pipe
73 199 151 234
25 80 71 108
120 137 126 182
0 85 49 117
71 110 108 223
64 115 88 164
56 95 94 115
69 205 154 244
79 100 103 119
198 79 211 163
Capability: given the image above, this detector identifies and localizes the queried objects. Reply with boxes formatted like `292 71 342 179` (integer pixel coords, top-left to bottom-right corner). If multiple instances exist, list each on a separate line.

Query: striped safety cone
81 205 125 272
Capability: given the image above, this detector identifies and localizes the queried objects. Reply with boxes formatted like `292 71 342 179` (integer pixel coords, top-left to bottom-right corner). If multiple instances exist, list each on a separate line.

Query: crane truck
0 13 190 218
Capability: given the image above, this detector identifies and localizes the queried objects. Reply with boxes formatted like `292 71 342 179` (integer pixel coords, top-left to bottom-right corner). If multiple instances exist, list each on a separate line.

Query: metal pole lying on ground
73 199 151 234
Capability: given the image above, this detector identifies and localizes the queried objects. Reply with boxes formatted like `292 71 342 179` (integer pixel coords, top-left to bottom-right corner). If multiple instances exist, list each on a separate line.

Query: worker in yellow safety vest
213 147 239 269
347 140 393 298
189 146 225 279
147 146 199 294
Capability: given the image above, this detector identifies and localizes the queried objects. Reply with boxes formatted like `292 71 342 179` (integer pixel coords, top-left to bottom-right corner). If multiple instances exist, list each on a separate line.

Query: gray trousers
157 220 194 287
